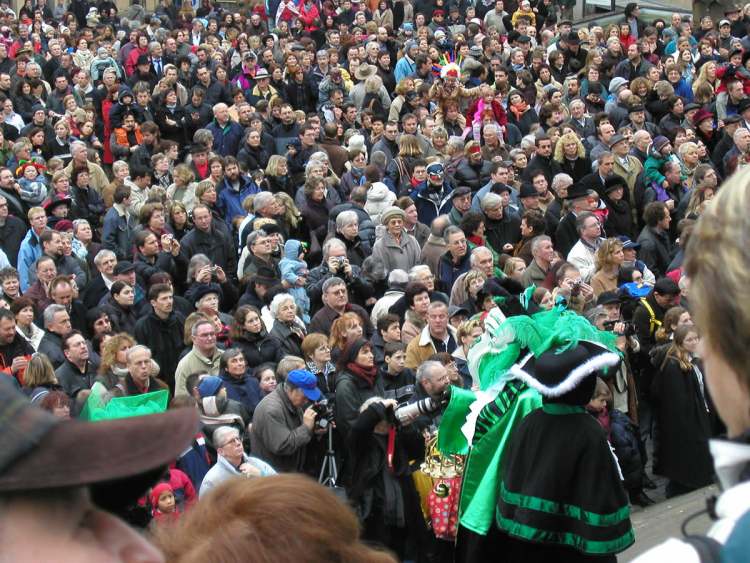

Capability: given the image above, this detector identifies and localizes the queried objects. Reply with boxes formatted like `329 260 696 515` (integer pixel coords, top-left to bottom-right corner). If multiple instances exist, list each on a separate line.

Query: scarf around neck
347 361 377 387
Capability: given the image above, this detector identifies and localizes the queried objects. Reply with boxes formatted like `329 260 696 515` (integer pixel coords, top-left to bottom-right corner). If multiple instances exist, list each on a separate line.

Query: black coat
484 213 521 256
636 225 673 278
453 159 493 192
269 320 304 358
153 103 188 145
603 197 634 239
555 212 579 258
609 409 646 491
651 356 714 488
237 144 271 174
335 369 386 444
346 400 422 519
101 295 138 335
133 310 185 392
0 214 26 267
232 330 284 369
82 274 109 310
179 227 237 282
557 156 592 184
522 154 563 185
134 250 186 289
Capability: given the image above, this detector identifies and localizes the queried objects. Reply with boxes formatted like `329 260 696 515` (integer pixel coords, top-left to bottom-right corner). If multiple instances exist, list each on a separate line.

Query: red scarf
509 100 529 121
346 362 377 387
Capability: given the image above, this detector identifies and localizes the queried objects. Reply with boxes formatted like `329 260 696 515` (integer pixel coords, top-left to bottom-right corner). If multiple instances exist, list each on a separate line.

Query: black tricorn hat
509 341 621 405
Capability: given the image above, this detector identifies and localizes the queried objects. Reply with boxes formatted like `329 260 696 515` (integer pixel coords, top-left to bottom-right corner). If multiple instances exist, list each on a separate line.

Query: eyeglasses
328 288 347 295
221 437 242 447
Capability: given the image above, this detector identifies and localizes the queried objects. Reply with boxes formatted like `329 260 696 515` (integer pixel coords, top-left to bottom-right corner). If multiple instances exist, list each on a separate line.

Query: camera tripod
318 424 338 487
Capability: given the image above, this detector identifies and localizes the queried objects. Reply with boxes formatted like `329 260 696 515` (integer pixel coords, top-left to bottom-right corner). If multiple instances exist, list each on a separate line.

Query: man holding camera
593 291 640 421
307 238 374 312
251 369 324 473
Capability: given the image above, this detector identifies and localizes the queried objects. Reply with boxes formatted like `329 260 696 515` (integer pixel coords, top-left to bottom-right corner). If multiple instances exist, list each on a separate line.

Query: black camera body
383 384 416 404
603 320 636 336
570 280 583 297
312 399 335 430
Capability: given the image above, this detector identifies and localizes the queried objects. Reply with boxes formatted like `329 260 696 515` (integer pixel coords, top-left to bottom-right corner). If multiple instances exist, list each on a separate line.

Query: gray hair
308 151 330 165
93 248 116 267
531 235 552 255
43 304 67 329
336 210 359 230
193 129 214 146
246 229 268 248
388 269 409 286
480 192 502 211
253 191 275 213
551 173 573 192
187 253 212 282
148 41 162 53
322 238 346 261
483 123 499 135
269 293 296 317
470 246 492 267
70 141 87 156
322 276 346 295
126 344 152 364
733 128 749 143
408 264 432 281
112 160 129 175
416 360 445 383
213 426 241 448
190 319 214 337
305 160 324 176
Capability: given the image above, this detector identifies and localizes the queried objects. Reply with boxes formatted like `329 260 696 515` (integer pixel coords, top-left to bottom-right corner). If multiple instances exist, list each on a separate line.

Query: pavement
622 485 719 561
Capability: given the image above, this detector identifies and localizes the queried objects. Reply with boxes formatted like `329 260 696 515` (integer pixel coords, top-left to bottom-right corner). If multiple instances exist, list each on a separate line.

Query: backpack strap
640 298 661 336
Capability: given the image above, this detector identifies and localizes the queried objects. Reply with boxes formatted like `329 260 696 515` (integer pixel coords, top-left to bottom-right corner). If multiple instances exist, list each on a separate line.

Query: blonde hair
503 257 526 277
553 131 586 162
456 318 482 342
594 238 624 272
24 353 57 387
685 167 750 389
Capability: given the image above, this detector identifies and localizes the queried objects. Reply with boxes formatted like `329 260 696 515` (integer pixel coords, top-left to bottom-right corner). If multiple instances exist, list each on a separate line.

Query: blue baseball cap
198 376 223 398
287 369 322 401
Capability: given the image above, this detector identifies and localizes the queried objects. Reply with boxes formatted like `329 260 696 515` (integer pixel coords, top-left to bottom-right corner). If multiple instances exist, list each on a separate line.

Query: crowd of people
0 0 748 560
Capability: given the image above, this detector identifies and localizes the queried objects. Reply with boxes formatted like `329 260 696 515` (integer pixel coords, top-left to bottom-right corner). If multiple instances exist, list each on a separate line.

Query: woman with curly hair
553 131 591 183
590 237 625 298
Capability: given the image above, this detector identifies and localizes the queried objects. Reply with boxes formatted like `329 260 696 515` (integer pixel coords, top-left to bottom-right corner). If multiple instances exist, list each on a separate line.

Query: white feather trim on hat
440 62 461 80
507 351 621 398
